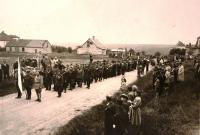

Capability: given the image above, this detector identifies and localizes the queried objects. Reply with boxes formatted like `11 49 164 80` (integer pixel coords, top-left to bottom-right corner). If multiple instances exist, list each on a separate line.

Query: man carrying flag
14 58 23 98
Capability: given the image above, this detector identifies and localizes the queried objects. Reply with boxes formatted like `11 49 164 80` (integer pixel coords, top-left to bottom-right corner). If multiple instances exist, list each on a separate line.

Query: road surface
0 69 148 135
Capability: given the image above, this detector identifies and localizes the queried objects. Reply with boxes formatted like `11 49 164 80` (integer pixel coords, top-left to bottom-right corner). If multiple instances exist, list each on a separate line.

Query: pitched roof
176 41 185 46
0 31 12 41
9 35 19 39
82 37 107 50
6 39 50 48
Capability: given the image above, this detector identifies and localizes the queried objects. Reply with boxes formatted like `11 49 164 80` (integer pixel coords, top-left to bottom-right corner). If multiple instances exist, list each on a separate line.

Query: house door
35 49 37 53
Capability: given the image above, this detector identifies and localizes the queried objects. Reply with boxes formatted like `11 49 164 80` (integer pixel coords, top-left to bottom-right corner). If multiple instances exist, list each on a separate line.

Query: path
0 69 149 135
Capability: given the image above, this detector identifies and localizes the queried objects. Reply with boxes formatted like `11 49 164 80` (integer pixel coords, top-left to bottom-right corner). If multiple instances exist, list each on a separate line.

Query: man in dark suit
0 63 2 82
23 70 34 100
2 60 9 80
104 96 115 135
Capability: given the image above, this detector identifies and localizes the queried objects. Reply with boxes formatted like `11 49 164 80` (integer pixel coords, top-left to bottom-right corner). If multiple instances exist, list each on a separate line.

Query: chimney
92 36 95 40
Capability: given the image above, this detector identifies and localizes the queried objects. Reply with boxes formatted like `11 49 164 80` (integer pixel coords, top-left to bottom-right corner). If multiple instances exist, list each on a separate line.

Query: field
55 60 200 135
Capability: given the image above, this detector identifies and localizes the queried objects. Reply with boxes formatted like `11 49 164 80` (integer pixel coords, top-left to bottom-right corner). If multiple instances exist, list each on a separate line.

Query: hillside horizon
53 43 176 55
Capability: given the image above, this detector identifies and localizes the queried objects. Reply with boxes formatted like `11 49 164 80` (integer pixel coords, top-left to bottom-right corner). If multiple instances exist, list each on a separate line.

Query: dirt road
0 69 147 135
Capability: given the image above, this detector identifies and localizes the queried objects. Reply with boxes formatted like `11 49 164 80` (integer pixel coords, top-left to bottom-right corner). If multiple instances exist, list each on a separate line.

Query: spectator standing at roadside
0 63 2 82
2 60 9 80
104 96 115 135
178 62 184 82
128 91 142 135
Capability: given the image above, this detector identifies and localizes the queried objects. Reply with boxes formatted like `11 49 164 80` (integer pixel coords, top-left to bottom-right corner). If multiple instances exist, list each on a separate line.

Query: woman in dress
178 62 184 82
128 91 142 134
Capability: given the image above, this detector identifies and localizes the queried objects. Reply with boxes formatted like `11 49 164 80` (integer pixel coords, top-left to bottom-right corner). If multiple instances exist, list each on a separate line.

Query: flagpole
18 57 23 94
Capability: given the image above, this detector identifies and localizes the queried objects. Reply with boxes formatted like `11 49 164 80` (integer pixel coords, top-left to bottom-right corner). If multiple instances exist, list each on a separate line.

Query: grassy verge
0 79 16 96
55 70 154 135
55 61 199 135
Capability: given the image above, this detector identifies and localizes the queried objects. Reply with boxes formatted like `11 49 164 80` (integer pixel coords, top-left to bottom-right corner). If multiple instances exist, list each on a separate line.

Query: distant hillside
53 43 176 55
106 44 176 55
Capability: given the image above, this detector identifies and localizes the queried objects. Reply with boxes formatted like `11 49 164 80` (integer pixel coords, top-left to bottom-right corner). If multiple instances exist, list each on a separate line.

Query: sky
0 0 200 45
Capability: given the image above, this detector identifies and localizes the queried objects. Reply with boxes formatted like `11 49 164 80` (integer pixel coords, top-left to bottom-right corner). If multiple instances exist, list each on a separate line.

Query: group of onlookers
194 57 200 99
104 56 187 135
152 57 185 96
104 85 142 135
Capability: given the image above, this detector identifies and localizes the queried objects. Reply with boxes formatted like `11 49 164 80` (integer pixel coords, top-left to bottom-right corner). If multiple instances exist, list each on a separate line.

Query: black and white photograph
0 0 200 135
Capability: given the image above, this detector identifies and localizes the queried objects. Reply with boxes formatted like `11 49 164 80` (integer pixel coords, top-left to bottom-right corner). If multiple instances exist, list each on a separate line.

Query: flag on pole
18 58 23 94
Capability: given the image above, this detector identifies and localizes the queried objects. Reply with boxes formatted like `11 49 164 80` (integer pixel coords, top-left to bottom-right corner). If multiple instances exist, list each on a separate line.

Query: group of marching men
13 55 151 102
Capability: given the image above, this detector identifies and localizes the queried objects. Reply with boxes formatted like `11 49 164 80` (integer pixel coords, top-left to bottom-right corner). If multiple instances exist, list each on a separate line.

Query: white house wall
0 41 7 48
25 47 51 54
77 43 106 55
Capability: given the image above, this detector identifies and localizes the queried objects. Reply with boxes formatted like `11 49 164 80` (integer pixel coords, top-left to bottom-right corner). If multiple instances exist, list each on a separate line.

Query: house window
35 49 37 53
10 47 12 52
22 47 25 52
11 47 15 52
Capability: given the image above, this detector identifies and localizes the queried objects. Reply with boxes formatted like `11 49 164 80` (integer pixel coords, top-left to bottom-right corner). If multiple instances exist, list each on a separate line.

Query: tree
169 48 186 56
52 45 68 53
128 48 135 54
67 47 72 53
187 49 193 56
141 51 146 55
154 51 161 57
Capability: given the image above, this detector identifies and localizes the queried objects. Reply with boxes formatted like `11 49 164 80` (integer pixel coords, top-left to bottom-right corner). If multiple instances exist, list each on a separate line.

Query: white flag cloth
18 58 23 94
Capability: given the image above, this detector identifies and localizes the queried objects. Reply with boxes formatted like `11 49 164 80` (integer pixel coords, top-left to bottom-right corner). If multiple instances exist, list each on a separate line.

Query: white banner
18 58 23 94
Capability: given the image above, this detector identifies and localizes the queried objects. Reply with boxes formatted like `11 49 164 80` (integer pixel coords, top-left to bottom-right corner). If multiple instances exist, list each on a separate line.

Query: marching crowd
12 55 151 102
1 53 199 135
104 56 187 135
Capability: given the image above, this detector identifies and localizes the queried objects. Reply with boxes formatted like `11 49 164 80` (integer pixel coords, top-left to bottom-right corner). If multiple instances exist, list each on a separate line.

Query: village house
108 48 126 58
175 41 186 49
5 39 52 53
186 36 200 56
0 31 19 48
76 36 107 55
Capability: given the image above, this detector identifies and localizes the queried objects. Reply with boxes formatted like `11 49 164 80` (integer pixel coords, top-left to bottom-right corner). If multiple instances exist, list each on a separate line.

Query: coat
178 65 184 81
33 75 43 89
128 96 142 126
23 74 34 89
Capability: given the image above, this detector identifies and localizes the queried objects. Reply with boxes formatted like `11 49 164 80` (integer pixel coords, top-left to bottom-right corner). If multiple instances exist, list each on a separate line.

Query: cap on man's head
120 94 128 100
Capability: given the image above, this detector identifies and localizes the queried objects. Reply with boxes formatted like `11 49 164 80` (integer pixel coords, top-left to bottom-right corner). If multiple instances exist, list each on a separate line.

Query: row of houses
0 31 52 54
0 31 124 56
